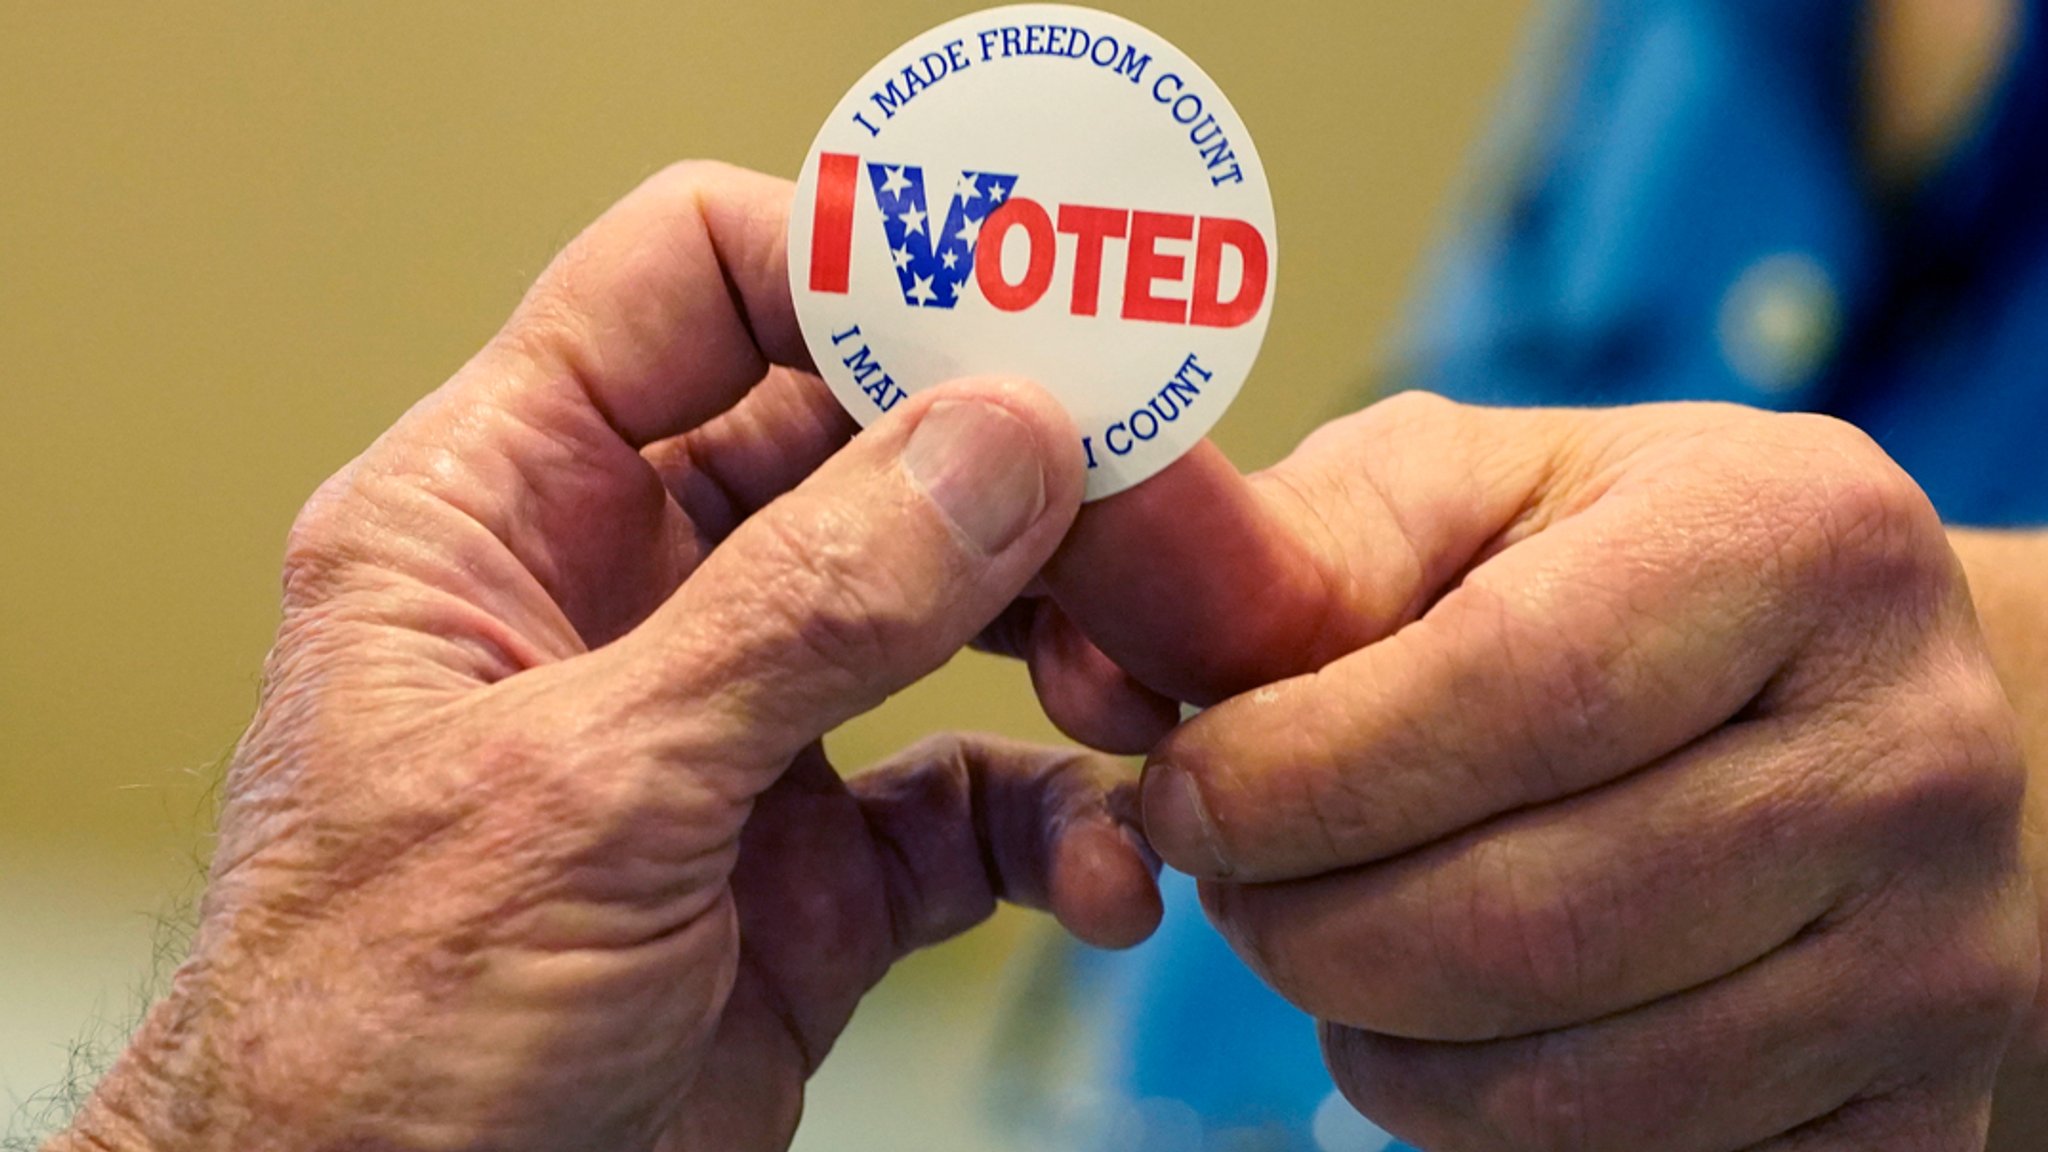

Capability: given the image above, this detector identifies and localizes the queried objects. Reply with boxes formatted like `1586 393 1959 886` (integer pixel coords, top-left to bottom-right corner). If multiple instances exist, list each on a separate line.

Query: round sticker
788 4 1277 500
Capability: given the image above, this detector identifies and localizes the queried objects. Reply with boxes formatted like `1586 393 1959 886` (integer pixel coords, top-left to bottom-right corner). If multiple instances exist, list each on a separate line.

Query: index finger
1139 468 1818 883
291 163 823 652
1035 392 1551 709
477 160 813 446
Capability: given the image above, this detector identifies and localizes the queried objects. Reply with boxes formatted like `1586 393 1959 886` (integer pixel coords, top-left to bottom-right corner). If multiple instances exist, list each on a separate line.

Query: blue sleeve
1403 0 1878 410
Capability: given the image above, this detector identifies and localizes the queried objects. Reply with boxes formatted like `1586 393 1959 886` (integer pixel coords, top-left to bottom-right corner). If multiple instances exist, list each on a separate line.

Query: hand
1027 394 2042 1150
57 163 1161 1152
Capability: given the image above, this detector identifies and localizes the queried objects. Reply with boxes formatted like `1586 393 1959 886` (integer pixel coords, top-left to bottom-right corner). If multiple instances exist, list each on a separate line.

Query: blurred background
0 2 1530 1147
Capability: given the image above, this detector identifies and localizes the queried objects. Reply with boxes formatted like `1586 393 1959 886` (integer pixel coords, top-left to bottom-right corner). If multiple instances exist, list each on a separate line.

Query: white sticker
788 4 1277 501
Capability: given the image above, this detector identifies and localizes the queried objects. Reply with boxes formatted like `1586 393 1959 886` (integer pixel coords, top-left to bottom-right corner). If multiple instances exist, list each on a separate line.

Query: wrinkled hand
1025 395 2041 1150
59 164 1160 1152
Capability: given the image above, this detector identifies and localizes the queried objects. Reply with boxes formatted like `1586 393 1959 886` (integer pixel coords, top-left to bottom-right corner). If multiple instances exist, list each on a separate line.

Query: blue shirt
1048 2 2048 1149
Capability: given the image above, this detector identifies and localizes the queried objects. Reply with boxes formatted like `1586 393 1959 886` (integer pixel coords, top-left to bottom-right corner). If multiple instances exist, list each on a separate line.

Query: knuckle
903 730 977 776
1295 769 1370 870
1202 878 1265 956
1482 1032 1597 1152
1319 1022 1377 1101
1363 388 1464 437
1319 1027 1431 1147
863 733 979 818
1321 1025 1600 1152
1440 840 1607 1024
498 159 736 383
1449 575 1623 797
1524 631 1623 782
1935 667 2026 829
783 573 899 681
494 279 592 375
1934 921 2039 1043
745 505 924 682
1203 883 1323 1013
1872 891 2040 1074
1278 712 1381 864
279 471 372 605
1859 656 2025 853
1758 416 1952 597
1841 702 2034 1067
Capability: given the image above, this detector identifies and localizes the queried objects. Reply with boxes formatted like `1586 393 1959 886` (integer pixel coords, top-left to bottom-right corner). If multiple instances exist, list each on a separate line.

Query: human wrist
48 997 206 1152
47 959 301 1152
49 1096 166 1152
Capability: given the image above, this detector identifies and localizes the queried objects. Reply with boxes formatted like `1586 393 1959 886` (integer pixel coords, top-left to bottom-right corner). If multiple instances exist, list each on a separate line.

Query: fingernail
1142 764 1230 878
902 400 1048 554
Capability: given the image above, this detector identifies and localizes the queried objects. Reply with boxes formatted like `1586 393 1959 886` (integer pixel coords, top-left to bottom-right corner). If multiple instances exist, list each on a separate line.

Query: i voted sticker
789 4 1277 500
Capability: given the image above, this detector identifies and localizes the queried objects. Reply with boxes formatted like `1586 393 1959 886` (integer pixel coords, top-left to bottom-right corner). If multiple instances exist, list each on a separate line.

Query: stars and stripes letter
862 162 1020 309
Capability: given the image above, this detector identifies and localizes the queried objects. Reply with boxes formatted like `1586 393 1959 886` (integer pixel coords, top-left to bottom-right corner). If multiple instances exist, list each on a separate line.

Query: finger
852 733 1163 952
1200 714 1885 1041
974 596 1177 753
970 596 1047 661
1041 443 1343 705
1751 1091 1991 1151
290 163 811 651
640 366 858 556
718 735 1161 1085
605 377 1085 780
1026 602 1181 754
477 161 810 445
1138 464 1817 882
1037 393 1558 705
1321 895 2018 1152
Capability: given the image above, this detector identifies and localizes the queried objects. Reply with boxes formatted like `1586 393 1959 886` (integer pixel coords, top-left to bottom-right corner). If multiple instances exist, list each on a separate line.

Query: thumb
1040 442 1342 708
1036 392 1560 713
603 377 1085 780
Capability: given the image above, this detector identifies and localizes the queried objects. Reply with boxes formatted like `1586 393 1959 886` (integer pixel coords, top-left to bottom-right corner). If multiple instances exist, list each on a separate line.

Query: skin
48 163 1162 1152
1023 402 2046 1151
49 0 2041 1148
1006 4 2048 1146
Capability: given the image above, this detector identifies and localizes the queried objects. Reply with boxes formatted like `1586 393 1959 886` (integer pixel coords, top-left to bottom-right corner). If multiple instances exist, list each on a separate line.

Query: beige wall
0 1 1531 1141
